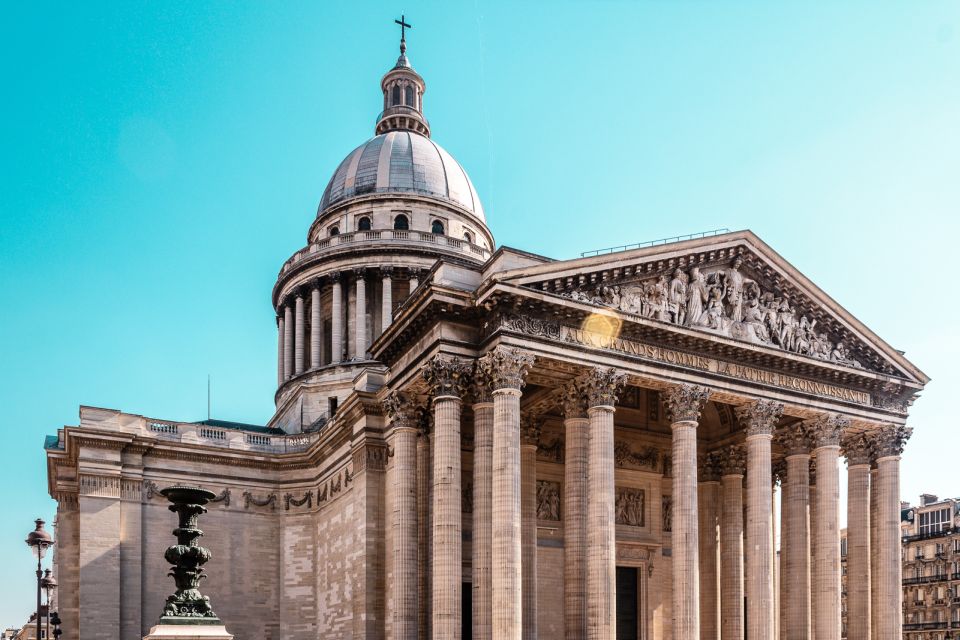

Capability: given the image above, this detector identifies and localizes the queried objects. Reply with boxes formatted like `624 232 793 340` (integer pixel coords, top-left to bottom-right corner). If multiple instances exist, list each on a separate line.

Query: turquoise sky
1 0 958 627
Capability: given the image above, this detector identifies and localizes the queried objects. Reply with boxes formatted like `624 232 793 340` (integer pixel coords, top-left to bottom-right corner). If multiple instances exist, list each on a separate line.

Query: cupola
375 16 430 137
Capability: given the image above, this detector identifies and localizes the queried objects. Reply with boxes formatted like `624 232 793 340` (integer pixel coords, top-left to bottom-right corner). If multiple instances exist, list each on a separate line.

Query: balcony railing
903 574 951 585
279 230 491 277
903 528 954 543
903 622 948 631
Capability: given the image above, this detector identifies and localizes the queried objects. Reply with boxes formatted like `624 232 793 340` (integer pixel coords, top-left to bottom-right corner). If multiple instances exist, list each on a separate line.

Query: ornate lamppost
41 569 57 640
158 485 221 625
25 519 54 640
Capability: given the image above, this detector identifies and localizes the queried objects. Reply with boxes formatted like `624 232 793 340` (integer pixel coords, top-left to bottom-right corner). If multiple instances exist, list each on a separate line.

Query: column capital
520 414 542 447
352 266 367 280
718 444 746 476
383 391 422 433
328 270 341 283
422 355 472 398
295 289 305 301
699 450 724 482
841 431 873 466
581 367 626 408
559 378 589 419
312 277 323 291
664 383 710 423
869 423 912 460
803 413 849 449
469 360 495 404
774 423 814 456
736 399 784 437
477 346 534 391
380 266 394 278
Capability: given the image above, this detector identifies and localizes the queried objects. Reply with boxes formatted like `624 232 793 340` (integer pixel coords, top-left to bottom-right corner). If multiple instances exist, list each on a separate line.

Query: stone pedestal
143 625 234 639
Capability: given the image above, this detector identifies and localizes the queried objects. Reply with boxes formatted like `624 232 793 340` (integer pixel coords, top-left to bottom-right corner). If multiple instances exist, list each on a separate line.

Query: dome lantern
376 16 430 138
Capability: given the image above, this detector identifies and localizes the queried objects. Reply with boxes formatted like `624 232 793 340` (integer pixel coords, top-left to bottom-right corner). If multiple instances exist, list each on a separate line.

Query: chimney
921 493 939 506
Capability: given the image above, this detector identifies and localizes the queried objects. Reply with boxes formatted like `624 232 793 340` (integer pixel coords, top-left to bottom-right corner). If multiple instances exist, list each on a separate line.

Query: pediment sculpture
560 256 865 369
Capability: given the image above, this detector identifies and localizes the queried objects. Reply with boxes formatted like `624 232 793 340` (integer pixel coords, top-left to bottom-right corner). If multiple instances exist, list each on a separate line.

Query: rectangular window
920 508 952 535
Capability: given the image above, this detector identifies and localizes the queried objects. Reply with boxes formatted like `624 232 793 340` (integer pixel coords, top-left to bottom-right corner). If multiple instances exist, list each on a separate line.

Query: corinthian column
561 380 590 640
869 464 878 640
355 268 367 359
423 355 472 640
310 282 321 368
520 414 541 640
383 392 420 637
665 384 711 640
471 367 494 640
871 424 911 640
583 367 626 640
718 445 746 640
736 399 784 640
283 302 293 380
381 267 394 333
417 415 432 639
775 424 813 640
276 313 284 386
842 432 873 640
478 347 534 640
698 452 723 640
294 292 305 375
808 414 847 640
330 272 343 363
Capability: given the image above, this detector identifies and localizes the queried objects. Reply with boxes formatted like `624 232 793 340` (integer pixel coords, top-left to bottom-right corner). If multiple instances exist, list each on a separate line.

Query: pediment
490 231 927 390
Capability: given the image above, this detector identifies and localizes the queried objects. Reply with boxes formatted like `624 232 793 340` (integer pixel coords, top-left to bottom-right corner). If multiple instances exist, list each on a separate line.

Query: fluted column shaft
432 394 462 639
846 461 871 640
294 294 305 375
493 387 523 640
381 269 393 332
782 454 811 639
331 275 343 363
417 430 432 639
720 471 744 640
276 314 284 386
875 455 903 639
672 420 701 639
869 466 879 640
813 444 841 640
586 404 616 640
355 271 367 359
698 480 721 640
388 425 418 637
563 414 589 639
310 285 321 368
283 304 293 380
472 401 494 640
521 436 538 640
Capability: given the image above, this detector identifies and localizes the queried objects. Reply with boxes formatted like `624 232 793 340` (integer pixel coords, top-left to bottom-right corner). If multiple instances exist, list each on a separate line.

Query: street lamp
25 519 54 640
41 569 57 639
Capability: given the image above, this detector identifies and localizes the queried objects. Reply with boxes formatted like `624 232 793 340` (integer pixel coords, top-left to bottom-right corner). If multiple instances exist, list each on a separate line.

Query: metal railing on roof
580 228 731 258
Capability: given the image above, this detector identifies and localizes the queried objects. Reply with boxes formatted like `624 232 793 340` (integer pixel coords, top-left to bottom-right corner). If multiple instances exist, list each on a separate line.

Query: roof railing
580 228 731 258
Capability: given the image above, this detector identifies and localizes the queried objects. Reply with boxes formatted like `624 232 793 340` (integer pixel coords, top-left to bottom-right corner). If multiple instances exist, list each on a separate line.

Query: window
393 214 409 230
405 85 415 107
920 508 952 535
392 85 401 106
357 216 371 231
328 396 338 417
329 226 340 236
463 231 473 244
431 220 445 235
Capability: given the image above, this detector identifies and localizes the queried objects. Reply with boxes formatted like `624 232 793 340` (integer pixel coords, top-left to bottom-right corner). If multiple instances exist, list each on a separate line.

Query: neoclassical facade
45 35 927 640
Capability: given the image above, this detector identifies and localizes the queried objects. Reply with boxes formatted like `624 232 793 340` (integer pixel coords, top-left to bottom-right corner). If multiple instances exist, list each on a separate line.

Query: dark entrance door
616 566 639 640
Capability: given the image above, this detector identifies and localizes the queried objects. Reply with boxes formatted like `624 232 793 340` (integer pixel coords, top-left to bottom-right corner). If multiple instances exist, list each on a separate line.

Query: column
842 433 873 640
776 425 813 640
409 268 420 292
698 452 722 640
472 372 494 640
294 292 305 375
871 424 911 640
417 416 433 639
283 302 293 380
310 282 321 369
561 380 590 640
719 445 745 640
809 414 847 640
478 347 533 640
520 414 540 640
869 465 879 640
422 355 472 640
381 267 393 333
383 392 420 637
276 313 284 386
736 399 784 640
355 268 367 359
772 459 785 640
584 367 626 640
330 272 343 363
666 384 711 640
809 458 818 640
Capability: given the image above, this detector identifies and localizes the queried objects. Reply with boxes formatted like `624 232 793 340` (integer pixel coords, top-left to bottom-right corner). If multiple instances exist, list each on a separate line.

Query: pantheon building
45 33 927 640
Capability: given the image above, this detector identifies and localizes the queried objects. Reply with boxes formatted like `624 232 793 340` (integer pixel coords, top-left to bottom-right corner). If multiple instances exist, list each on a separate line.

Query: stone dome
317 130 485 222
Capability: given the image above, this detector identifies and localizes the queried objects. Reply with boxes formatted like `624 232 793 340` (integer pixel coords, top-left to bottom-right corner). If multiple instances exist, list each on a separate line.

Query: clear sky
1 0 958 628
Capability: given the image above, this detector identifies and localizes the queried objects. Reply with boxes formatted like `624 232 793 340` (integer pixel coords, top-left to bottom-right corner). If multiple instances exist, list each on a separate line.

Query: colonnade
382 347 911 640
275 267 423 385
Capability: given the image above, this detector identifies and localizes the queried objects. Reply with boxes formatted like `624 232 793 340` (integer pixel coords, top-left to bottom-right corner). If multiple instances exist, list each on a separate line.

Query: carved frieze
614 440 660 471
615 487 645 527
664 384 710 423
210 488 230 506
537 436 564 463
498 313 561 340
243 491 277 511
353 442 389 472
536 481 561 521
284 491 313 510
